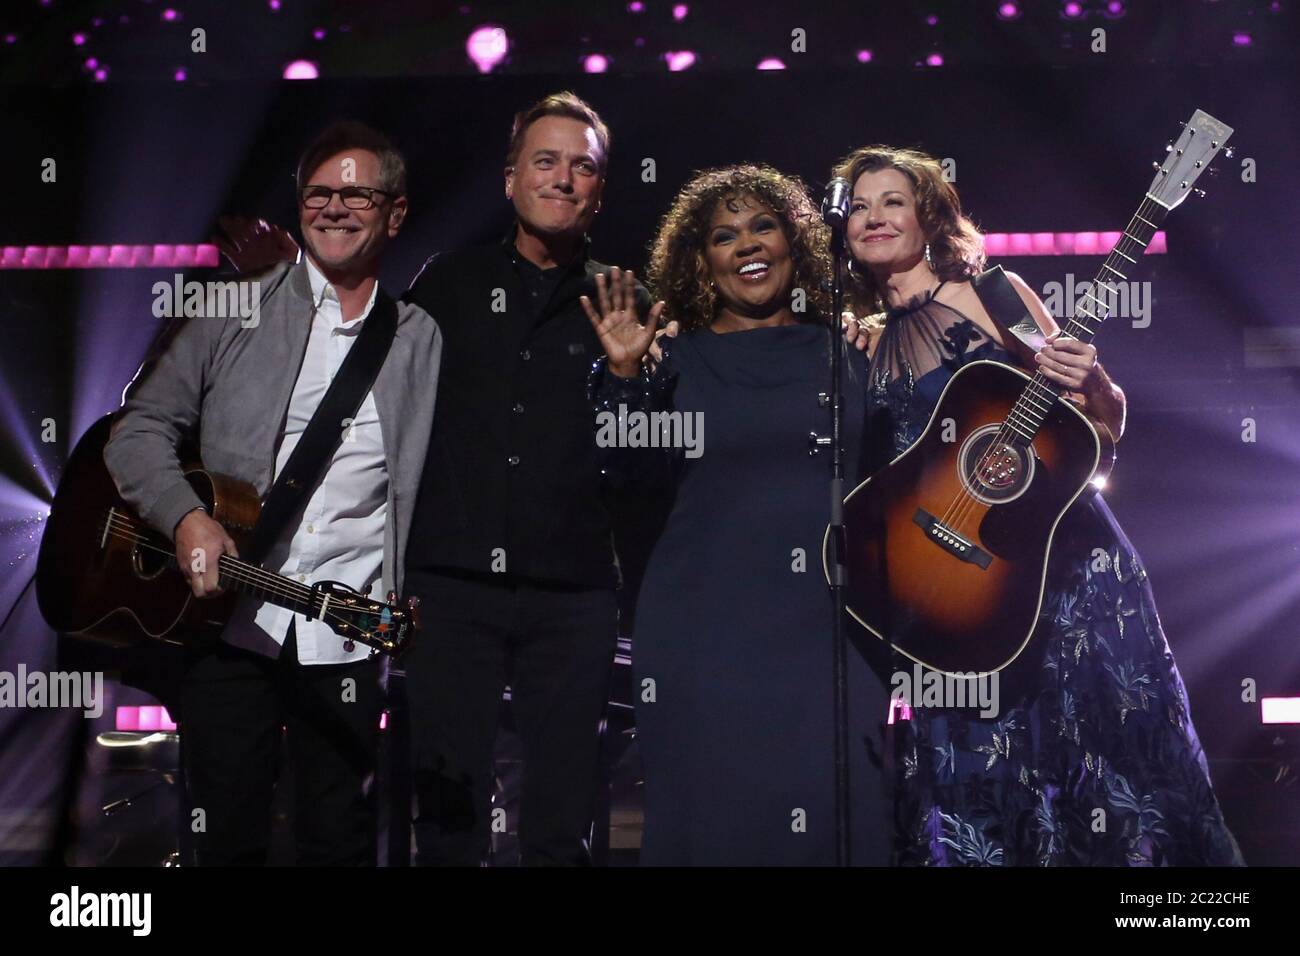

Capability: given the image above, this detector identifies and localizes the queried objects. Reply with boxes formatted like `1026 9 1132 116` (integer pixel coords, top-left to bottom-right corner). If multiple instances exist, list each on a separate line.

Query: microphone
821 177 852 228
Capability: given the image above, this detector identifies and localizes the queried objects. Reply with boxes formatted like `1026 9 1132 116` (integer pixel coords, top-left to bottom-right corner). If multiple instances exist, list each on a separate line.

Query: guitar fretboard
216 553 322 616
1002 197 1170 444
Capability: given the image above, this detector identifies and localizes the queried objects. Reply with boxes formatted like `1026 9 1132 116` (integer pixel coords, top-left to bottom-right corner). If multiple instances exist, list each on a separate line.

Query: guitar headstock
1148 108 1234 211
310 582 418 657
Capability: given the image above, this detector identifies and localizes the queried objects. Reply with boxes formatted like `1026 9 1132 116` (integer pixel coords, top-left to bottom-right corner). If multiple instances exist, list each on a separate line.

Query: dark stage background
1 1 1298 865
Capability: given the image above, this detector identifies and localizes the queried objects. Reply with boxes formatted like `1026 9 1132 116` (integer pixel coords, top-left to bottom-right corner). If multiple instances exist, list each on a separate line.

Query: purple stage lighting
466 25 508 73
1062 1 1084 19
756 58 785 70
93 68 108 82
84 57 98 70
664 50 696 71
283 59 319 80
174 68 187 82
313 28 327 41
925 52 944 66
583 54 609 73
268 0 282 10
3 35 15 45
1232 32 1253 47
162 8 179 22
628 1 644 12
926 14 939 26
856 49 874 63
997 2 1022 20
72 33 87 47
673 3 689 19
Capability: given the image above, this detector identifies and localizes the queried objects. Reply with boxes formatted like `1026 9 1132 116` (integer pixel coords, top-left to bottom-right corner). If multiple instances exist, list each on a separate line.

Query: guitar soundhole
957 424 1035 505
131 536 171 580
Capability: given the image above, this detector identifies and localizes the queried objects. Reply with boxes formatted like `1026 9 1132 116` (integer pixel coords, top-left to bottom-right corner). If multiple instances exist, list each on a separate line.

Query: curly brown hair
832 145 985 317
647 164 832 332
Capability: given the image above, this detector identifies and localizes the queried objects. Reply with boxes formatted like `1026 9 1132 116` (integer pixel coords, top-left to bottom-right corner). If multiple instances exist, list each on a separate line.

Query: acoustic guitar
36 415 418 657
823 109 1232 676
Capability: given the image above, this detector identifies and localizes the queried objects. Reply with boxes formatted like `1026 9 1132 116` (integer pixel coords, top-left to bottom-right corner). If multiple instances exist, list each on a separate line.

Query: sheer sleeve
587 336 682 491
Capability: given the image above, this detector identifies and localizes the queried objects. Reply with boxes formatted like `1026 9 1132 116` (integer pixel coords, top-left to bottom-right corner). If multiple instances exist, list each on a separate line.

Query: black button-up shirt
402 231 649 589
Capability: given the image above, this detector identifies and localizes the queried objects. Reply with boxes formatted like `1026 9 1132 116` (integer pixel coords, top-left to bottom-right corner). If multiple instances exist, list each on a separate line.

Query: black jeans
178 623 381 865
403 568 618 866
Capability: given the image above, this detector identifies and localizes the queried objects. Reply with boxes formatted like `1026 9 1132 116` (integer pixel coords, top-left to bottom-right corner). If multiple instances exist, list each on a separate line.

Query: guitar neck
1058 197 1169 347
1003 195 1170 442
215 553 321 617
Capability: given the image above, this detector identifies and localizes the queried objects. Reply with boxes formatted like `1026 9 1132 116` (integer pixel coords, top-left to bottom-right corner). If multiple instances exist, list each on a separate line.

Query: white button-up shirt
223 257 388 664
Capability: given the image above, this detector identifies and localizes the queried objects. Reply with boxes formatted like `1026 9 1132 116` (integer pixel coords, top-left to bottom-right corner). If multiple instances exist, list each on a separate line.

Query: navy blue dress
593 323 893 866
867 288 1243 866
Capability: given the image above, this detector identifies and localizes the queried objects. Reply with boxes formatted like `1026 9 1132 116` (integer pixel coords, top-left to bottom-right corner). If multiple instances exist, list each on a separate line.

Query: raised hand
213 215 300 274
579 267 666 379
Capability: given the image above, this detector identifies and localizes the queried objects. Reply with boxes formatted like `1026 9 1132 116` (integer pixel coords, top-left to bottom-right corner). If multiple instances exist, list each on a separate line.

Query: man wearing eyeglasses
211 94 648 867
104 120 441 865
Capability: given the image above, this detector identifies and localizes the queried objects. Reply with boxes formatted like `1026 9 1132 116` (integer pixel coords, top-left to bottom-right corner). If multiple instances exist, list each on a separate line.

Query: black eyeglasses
300 185 393 210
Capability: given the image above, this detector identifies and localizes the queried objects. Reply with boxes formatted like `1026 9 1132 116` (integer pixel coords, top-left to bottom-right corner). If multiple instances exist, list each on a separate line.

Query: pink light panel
982 231 1167 256
0 244 221 269
1261 697 1300 724
116 706 177 732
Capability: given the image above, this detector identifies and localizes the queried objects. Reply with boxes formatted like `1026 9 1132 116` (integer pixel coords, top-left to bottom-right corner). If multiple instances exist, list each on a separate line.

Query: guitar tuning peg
1223 146 1235 158
1165 143 1174 152
1193 188 1206 198
1151 161 1162 170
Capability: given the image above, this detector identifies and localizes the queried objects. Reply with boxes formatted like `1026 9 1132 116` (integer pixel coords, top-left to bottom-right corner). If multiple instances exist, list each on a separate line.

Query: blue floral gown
871 287 1243 866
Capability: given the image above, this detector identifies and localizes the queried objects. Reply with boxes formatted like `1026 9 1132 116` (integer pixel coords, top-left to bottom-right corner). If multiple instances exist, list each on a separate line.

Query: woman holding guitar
838 144 1241 865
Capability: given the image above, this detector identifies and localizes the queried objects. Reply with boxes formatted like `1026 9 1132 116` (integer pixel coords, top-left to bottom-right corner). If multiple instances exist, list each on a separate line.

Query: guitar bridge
913 508 992 570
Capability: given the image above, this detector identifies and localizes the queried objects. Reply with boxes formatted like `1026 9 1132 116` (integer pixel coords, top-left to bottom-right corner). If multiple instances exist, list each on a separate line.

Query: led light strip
1 244 221 269
1261 697 1300 725
0 234 1165 269
983 231 1167 256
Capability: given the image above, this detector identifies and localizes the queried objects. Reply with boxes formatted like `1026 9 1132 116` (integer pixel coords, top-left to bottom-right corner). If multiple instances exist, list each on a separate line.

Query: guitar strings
102 512 315 606
98 513 388 640
100 522 381 640
934 197 1160 540
937 199 1156 536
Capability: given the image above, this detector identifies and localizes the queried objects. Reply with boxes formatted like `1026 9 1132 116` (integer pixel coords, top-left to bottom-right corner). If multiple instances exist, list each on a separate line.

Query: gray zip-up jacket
103 260 441 601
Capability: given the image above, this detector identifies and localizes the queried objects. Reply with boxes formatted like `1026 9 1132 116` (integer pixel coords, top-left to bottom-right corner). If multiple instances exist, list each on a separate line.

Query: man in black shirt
401 92 649 865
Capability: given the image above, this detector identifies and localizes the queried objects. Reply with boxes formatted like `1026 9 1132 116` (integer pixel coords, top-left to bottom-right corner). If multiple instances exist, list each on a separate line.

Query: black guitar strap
245 287 399 564
971 265 1046 354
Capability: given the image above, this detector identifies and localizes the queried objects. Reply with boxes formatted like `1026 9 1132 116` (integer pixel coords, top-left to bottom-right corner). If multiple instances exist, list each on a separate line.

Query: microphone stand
813 214 852 867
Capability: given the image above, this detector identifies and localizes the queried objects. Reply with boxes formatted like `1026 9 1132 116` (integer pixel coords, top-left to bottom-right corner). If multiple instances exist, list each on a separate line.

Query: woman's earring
924 243 934 268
